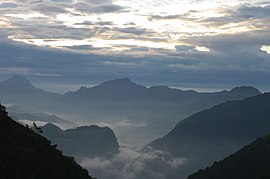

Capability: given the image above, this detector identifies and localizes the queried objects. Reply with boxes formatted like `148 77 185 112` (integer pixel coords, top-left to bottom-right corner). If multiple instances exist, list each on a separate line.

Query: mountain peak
229 86 261 95
95 78 147 92
100 78 135 87
0 75 34 89
9 74 30 82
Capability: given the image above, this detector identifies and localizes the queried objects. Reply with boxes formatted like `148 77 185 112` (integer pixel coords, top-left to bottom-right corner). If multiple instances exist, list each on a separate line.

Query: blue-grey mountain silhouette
42 123 120 158
0 75 261 144
149 92 270 178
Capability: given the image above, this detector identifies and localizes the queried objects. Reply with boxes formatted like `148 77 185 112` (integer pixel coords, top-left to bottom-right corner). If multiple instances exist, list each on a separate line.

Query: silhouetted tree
0 103 8 115
32 122 43 134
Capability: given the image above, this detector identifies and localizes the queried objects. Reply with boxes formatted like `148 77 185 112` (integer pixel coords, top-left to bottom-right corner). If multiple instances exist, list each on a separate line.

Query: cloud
79 146 188 179
0 3 18 8
79 146 140 179
112 120 147 128
116 27 152 35
12 25 96 40
81 0 112 3
1 0 268 58
0 67 61 77
93 120 147 130
175 45 195 52
29 0 44 3
103 61 143 67
149 14 184 21
31 3 69 14
186 30 270 59
1 0 270 92
235 4 270 20
200 4 270 27
50 0 72 2
74 2 124 14
261 45 270 54
195 46 210 52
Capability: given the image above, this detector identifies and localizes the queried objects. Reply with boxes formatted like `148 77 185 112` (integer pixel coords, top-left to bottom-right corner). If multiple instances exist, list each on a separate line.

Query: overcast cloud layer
0 0 270 91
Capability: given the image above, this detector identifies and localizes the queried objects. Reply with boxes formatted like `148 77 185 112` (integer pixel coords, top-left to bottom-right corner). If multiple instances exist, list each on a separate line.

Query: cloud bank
79 146 188 179
0 0 269 56
0 0 270 91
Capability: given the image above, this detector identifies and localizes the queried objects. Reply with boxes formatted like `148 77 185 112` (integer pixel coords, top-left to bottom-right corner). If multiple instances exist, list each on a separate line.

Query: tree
0 103 8 115
32 122 43 134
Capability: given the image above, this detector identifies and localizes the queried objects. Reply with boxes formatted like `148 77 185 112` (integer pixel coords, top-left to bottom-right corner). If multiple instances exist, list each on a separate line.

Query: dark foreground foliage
188 133 270 179
0 103 93 179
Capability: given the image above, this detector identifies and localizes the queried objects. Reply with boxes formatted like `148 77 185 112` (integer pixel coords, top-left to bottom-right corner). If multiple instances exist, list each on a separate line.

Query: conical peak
0 75 35 89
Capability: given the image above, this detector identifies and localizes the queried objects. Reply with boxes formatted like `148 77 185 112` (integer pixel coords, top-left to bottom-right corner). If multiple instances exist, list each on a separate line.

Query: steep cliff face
0 104 94 179
42 123 120 158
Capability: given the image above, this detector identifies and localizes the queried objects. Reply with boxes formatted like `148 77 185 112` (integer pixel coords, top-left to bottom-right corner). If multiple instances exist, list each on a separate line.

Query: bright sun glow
5 13 48 20
10 36 179 50
195 46 210 52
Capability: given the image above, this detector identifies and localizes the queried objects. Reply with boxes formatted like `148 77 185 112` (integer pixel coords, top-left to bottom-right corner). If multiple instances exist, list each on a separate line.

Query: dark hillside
188 133 270 179
0 104 93 179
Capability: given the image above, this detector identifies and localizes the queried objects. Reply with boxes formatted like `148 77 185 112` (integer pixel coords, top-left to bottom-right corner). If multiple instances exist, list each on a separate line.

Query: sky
0 0 270 92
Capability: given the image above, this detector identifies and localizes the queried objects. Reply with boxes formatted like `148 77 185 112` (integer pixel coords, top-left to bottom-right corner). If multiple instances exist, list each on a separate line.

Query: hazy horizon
0 74 269 94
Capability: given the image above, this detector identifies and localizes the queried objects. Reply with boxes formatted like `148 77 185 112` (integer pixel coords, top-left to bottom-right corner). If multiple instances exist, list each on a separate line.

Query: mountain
0 75 261 145
0 75 61 111
0 75 49 94
42 123 120 158
62 78 261 144
188 133 270 179
190 86 262 111
65 78 260 102
0 74 37 90
65 78 148 100
149 92 270 178
0 104 93 179
229 86 261 95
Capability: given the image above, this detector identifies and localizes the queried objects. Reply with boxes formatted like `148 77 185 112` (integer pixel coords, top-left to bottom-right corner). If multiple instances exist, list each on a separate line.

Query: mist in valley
1 75 267 179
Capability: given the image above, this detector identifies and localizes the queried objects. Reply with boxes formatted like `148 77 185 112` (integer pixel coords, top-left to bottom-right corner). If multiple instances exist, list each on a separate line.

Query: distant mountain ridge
0 103 93 179
65 78 260 101
0 75 260 105
61 78 261 144
42 123 120 158
0 75 262 145
7 105 75 128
